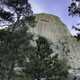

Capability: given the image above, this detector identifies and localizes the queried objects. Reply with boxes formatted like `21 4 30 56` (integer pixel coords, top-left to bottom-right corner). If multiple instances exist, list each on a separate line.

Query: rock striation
30 13 70 41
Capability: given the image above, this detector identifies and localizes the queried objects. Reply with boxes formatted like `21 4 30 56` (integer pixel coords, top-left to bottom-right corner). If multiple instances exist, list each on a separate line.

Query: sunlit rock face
29 13 80 69
30 13 70 41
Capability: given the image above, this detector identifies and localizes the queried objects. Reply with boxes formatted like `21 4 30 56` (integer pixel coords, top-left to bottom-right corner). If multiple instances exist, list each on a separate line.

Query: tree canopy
68 0 80 39
22 36 69 80
68 0 80 16
0 28 69 80
0 0 33 26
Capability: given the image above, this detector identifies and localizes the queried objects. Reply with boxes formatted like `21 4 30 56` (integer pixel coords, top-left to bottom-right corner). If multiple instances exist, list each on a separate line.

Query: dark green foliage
68 0 80 38
0 25 69 80
0 0 33 26
68 0 80 16
68 0 80 39
0 26 33 80
25 16 36 27
0 10 14 22
21 36 69 80
0 1 35 77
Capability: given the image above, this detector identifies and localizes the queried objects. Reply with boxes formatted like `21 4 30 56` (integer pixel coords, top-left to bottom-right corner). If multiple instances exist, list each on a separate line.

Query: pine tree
68 0 80 39
21 36 69 80
0 24 34 80
0 0 33 26
68 0 80 16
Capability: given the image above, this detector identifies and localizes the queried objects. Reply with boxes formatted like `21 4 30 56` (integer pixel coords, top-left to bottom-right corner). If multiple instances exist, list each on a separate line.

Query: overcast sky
29 0 80 35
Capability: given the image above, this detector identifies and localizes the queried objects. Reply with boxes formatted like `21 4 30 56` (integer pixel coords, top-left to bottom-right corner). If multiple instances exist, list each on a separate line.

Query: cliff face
29 13 80 69
30 13 70 41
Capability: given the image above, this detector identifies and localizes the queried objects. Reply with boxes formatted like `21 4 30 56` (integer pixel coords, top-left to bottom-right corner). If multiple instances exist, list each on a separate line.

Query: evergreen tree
0 0 33 26
68 0 80 39
68 0 80 16
0 0 35 80
21 36 69 80
0 29 69 80
0 24 34 80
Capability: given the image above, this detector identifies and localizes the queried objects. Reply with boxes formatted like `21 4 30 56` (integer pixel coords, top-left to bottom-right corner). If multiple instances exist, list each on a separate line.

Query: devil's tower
29 13 80 72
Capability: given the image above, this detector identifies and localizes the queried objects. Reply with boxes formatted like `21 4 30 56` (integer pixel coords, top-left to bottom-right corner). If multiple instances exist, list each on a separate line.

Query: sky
29 0 80 35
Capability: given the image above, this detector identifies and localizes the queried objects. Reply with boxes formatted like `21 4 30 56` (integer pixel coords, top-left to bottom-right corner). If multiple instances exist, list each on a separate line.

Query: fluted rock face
29 13 80 69
30 13 70 41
